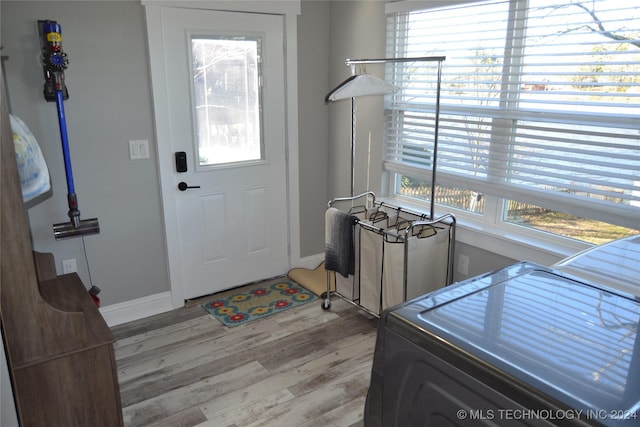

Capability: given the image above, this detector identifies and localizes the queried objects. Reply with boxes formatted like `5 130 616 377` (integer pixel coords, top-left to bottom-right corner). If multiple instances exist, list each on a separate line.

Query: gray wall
0 332 18 427
453 241 516 282
297 1 331 257
327 1 387 199
2 1 170 305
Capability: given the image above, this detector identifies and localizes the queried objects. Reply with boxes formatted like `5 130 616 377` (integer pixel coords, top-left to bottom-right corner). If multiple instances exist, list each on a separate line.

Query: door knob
178 181 200 191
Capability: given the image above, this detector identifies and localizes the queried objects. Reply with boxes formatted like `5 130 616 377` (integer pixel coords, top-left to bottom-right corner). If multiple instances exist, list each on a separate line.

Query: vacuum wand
54 88 81 228
40 20 100 239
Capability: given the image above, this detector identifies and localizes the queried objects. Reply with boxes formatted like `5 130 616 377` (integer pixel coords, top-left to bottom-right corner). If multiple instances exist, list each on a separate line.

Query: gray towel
325 207 357 278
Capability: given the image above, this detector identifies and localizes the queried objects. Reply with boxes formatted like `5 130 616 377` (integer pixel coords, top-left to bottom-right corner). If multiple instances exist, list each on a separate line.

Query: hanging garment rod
327 56 446 210
344 56 445 218
345 56 446 66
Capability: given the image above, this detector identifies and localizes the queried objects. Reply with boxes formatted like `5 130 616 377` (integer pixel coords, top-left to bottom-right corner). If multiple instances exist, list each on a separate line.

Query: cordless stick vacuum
39 20 100 240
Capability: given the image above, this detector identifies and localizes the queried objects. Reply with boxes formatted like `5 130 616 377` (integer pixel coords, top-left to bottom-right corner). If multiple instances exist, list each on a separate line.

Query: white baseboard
100 254 325 328
100 291 174 327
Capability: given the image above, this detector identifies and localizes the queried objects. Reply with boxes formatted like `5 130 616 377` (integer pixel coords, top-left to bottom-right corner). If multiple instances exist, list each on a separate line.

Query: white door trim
144 1 301 308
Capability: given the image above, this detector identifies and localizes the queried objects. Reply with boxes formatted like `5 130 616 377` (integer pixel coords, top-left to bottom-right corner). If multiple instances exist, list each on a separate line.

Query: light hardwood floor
111 279 379 427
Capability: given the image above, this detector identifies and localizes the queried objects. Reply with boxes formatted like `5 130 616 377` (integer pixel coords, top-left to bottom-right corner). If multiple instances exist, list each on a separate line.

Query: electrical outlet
62 258 77 274
457 254 470 276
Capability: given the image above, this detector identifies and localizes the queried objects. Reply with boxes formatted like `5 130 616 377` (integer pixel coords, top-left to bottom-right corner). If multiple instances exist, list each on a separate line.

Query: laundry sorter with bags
323 191 455 316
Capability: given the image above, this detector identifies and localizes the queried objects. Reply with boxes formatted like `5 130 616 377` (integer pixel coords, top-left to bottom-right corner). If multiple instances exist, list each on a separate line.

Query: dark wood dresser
1 68 123 425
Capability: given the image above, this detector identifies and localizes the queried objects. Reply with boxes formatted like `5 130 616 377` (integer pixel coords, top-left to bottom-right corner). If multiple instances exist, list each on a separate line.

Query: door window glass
191 36 263 166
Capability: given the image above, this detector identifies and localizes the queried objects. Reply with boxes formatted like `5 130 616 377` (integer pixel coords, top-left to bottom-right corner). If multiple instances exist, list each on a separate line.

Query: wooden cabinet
1 68 123 425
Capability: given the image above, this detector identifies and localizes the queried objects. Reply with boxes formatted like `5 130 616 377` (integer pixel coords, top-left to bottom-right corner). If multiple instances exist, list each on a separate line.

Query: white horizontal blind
385 0 640 229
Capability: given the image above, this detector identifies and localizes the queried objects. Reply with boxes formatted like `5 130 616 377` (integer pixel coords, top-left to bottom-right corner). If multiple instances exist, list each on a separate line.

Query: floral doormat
201 280 317 327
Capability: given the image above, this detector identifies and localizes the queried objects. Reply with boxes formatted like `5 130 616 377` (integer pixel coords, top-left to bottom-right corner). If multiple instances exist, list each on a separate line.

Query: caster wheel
321 299 331 310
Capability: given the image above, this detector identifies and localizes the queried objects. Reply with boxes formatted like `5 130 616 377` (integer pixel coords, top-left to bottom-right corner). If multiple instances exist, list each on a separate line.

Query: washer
365 261 640 426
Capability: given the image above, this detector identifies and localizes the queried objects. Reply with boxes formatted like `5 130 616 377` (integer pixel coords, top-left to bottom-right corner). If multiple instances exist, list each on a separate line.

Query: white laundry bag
11 114 50 203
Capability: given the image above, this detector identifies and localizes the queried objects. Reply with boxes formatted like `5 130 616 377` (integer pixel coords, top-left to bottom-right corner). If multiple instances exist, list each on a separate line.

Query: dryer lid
554 235 640 297
391 262 640 421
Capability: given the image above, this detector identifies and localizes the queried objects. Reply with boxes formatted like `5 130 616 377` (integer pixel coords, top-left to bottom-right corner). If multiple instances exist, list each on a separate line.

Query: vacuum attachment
40 20 100 240
52 188 100 239
53 218 100 240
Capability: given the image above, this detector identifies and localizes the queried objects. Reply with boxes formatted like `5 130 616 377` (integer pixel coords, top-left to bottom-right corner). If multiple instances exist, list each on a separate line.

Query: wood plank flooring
111 279 379 427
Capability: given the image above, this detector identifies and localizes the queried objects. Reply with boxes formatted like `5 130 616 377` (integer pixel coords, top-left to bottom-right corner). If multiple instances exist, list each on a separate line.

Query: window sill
379 195 592 266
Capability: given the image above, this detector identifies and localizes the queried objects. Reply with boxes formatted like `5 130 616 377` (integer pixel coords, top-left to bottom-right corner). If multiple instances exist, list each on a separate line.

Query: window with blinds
384 0 640 240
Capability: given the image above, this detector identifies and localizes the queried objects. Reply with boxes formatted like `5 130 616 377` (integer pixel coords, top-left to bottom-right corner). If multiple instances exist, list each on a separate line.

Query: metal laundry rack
323 56 451 315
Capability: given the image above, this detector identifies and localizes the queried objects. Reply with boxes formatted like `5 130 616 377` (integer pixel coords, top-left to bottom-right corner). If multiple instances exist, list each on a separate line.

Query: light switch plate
129 139 150 160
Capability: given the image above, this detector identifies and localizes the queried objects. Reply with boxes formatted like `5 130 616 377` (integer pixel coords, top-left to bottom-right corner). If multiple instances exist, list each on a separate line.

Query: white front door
147 7 290 300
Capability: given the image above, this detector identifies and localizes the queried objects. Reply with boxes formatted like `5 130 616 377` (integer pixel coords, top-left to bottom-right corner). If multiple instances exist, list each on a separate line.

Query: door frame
143 1 302 308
